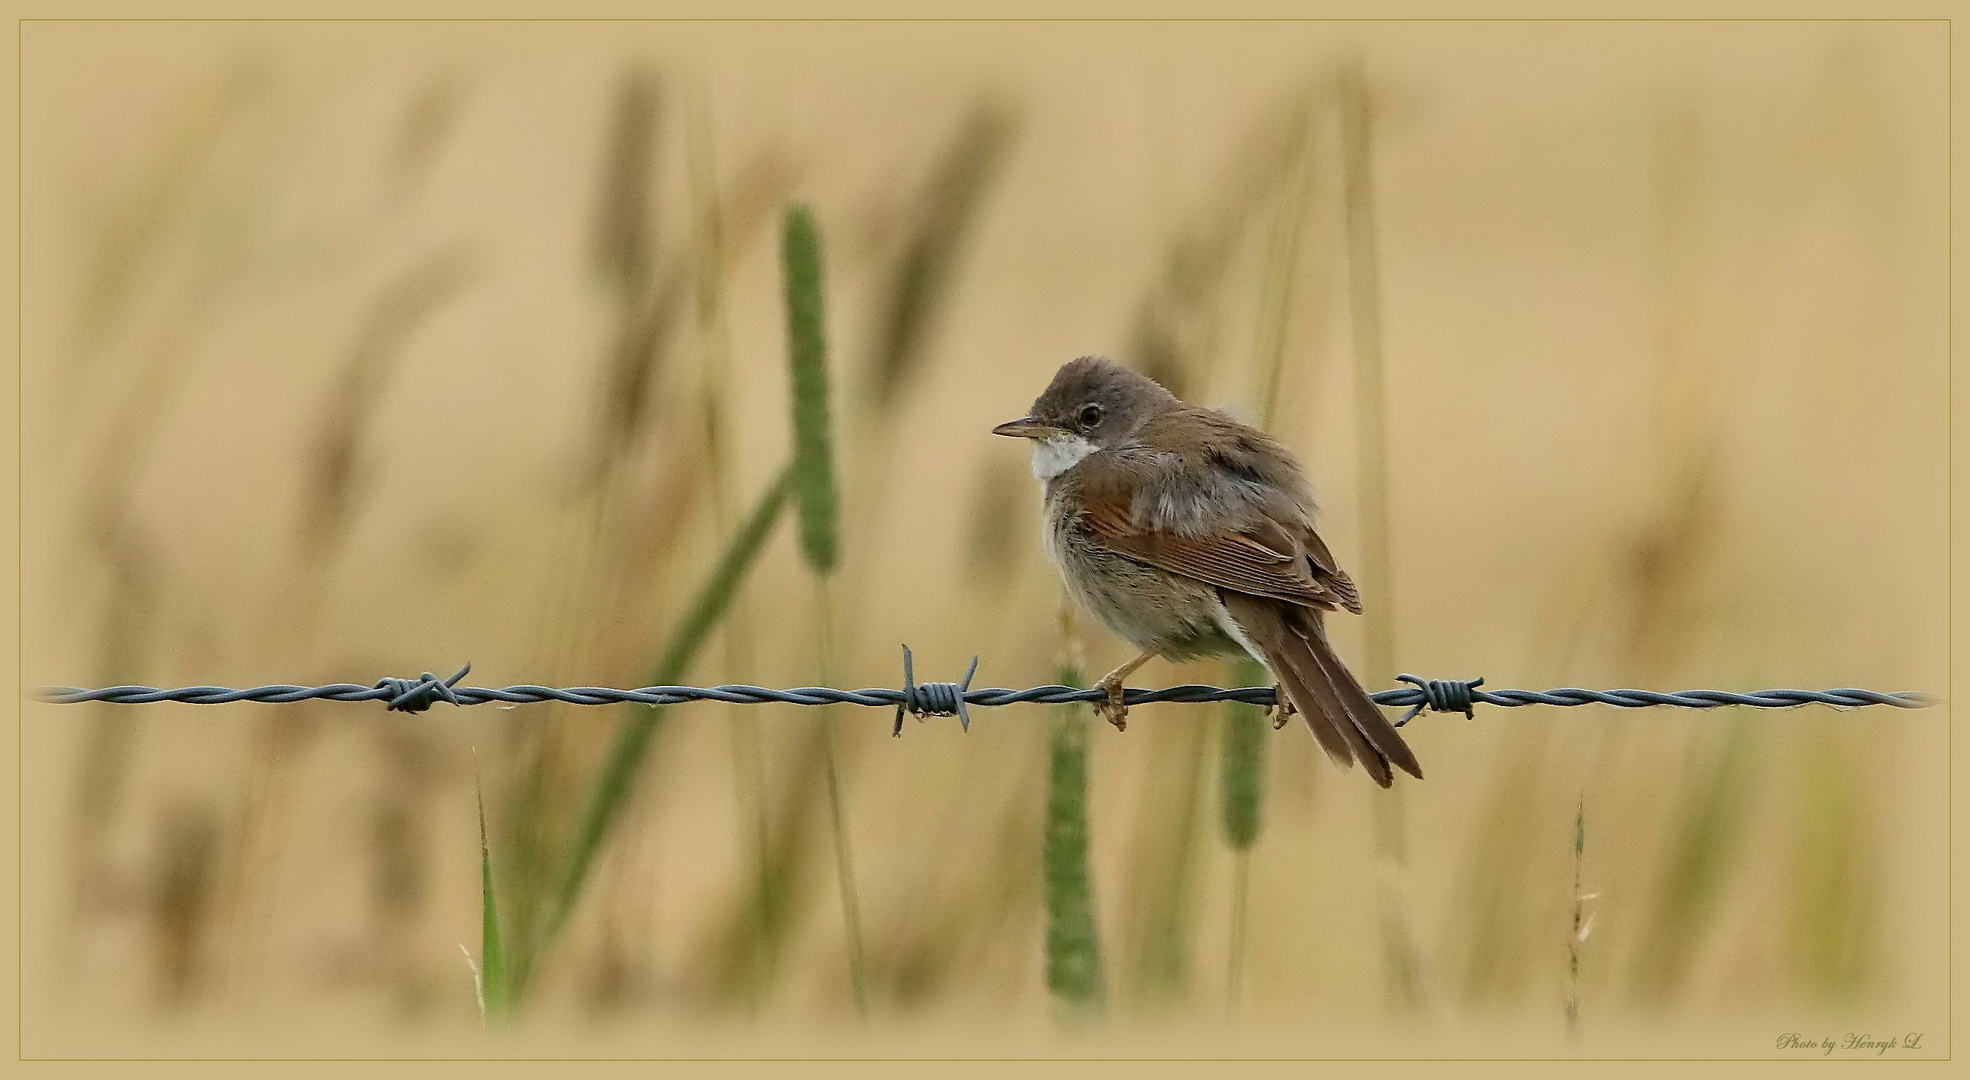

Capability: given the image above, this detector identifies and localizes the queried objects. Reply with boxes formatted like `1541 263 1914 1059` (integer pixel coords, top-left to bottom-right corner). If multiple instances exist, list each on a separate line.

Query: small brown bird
993 355 1421 787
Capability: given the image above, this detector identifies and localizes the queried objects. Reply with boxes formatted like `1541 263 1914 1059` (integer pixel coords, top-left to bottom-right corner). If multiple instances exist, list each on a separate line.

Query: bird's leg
1092 650 1157 731
1269 685 1298 730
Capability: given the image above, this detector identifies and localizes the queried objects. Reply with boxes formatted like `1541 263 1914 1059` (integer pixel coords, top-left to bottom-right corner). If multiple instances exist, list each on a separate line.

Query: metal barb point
378 663 472 713
954 655 979 731
895 646 980 734
894 647 915 737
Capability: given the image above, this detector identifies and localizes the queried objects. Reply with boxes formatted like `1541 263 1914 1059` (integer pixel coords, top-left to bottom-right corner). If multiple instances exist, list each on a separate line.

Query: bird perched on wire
993 355 1421 787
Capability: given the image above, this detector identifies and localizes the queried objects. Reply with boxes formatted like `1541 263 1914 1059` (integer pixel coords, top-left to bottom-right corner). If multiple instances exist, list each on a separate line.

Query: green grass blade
648 464 795 687
525 467 792 981
781 204 839 575
475 771 506 1024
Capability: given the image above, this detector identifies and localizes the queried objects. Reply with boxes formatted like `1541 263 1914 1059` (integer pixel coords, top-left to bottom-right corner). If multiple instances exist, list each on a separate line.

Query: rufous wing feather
1080 502 1361 614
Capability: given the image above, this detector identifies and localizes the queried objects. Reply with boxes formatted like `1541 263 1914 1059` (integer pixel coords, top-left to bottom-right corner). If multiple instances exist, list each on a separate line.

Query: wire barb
375 663 472 713
894 646 980 736
1393 673 1484 728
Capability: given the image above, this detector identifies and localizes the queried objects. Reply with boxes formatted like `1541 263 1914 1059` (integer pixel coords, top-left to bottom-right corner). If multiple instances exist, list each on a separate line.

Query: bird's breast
1038 485 1237 658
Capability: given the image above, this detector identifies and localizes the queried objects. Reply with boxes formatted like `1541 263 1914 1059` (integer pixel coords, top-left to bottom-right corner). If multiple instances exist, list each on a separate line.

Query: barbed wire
30 651 1940 735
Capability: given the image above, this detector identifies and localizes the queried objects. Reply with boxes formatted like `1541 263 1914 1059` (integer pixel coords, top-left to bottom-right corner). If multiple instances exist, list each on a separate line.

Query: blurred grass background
19 20 1948 1049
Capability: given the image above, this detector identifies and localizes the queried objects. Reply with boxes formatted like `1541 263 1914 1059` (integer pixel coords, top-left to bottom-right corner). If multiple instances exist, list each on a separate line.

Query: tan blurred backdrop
19 20 1950 1055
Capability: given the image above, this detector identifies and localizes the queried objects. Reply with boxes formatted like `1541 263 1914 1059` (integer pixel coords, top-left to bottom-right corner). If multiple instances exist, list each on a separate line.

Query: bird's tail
1219 592 1423 788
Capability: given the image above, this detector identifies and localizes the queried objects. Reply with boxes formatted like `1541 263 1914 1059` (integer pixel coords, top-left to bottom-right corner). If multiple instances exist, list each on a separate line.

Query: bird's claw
1268 685 1296 730
1093 678 1129 731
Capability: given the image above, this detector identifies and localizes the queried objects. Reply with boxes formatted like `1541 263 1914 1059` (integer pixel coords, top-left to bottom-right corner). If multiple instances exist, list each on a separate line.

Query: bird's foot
1090 650 1155 732
1268 685 1297 730
1093 676 1129 731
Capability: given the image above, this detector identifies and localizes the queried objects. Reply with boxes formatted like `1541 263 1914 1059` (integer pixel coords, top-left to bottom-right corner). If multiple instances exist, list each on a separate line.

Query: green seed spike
1044 661 1104 1011
781 204 840 575
1219 658 1269 851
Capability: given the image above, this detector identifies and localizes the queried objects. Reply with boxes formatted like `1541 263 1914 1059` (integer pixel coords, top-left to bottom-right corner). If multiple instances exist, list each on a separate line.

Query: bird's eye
1077 403 1104 429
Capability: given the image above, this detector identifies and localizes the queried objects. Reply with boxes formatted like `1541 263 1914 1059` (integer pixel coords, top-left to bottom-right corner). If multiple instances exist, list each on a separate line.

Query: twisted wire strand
32 670 1939 719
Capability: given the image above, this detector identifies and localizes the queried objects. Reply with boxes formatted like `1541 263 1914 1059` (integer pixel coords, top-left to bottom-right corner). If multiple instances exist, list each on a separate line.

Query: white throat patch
1031 433 1097 480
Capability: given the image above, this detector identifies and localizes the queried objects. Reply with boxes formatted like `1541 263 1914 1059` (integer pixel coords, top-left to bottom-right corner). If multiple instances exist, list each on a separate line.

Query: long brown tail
1219 592 1423 787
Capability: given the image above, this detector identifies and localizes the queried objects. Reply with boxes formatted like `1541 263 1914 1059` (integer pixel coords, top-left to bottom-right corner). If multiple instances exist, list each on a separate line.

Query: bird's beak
992 416 1065 440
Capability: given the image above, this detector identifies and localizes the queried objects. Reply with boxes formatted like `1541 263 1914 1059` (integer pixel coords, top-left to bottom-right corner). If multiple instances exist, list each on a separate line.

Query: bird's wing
1080 500 1362 614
